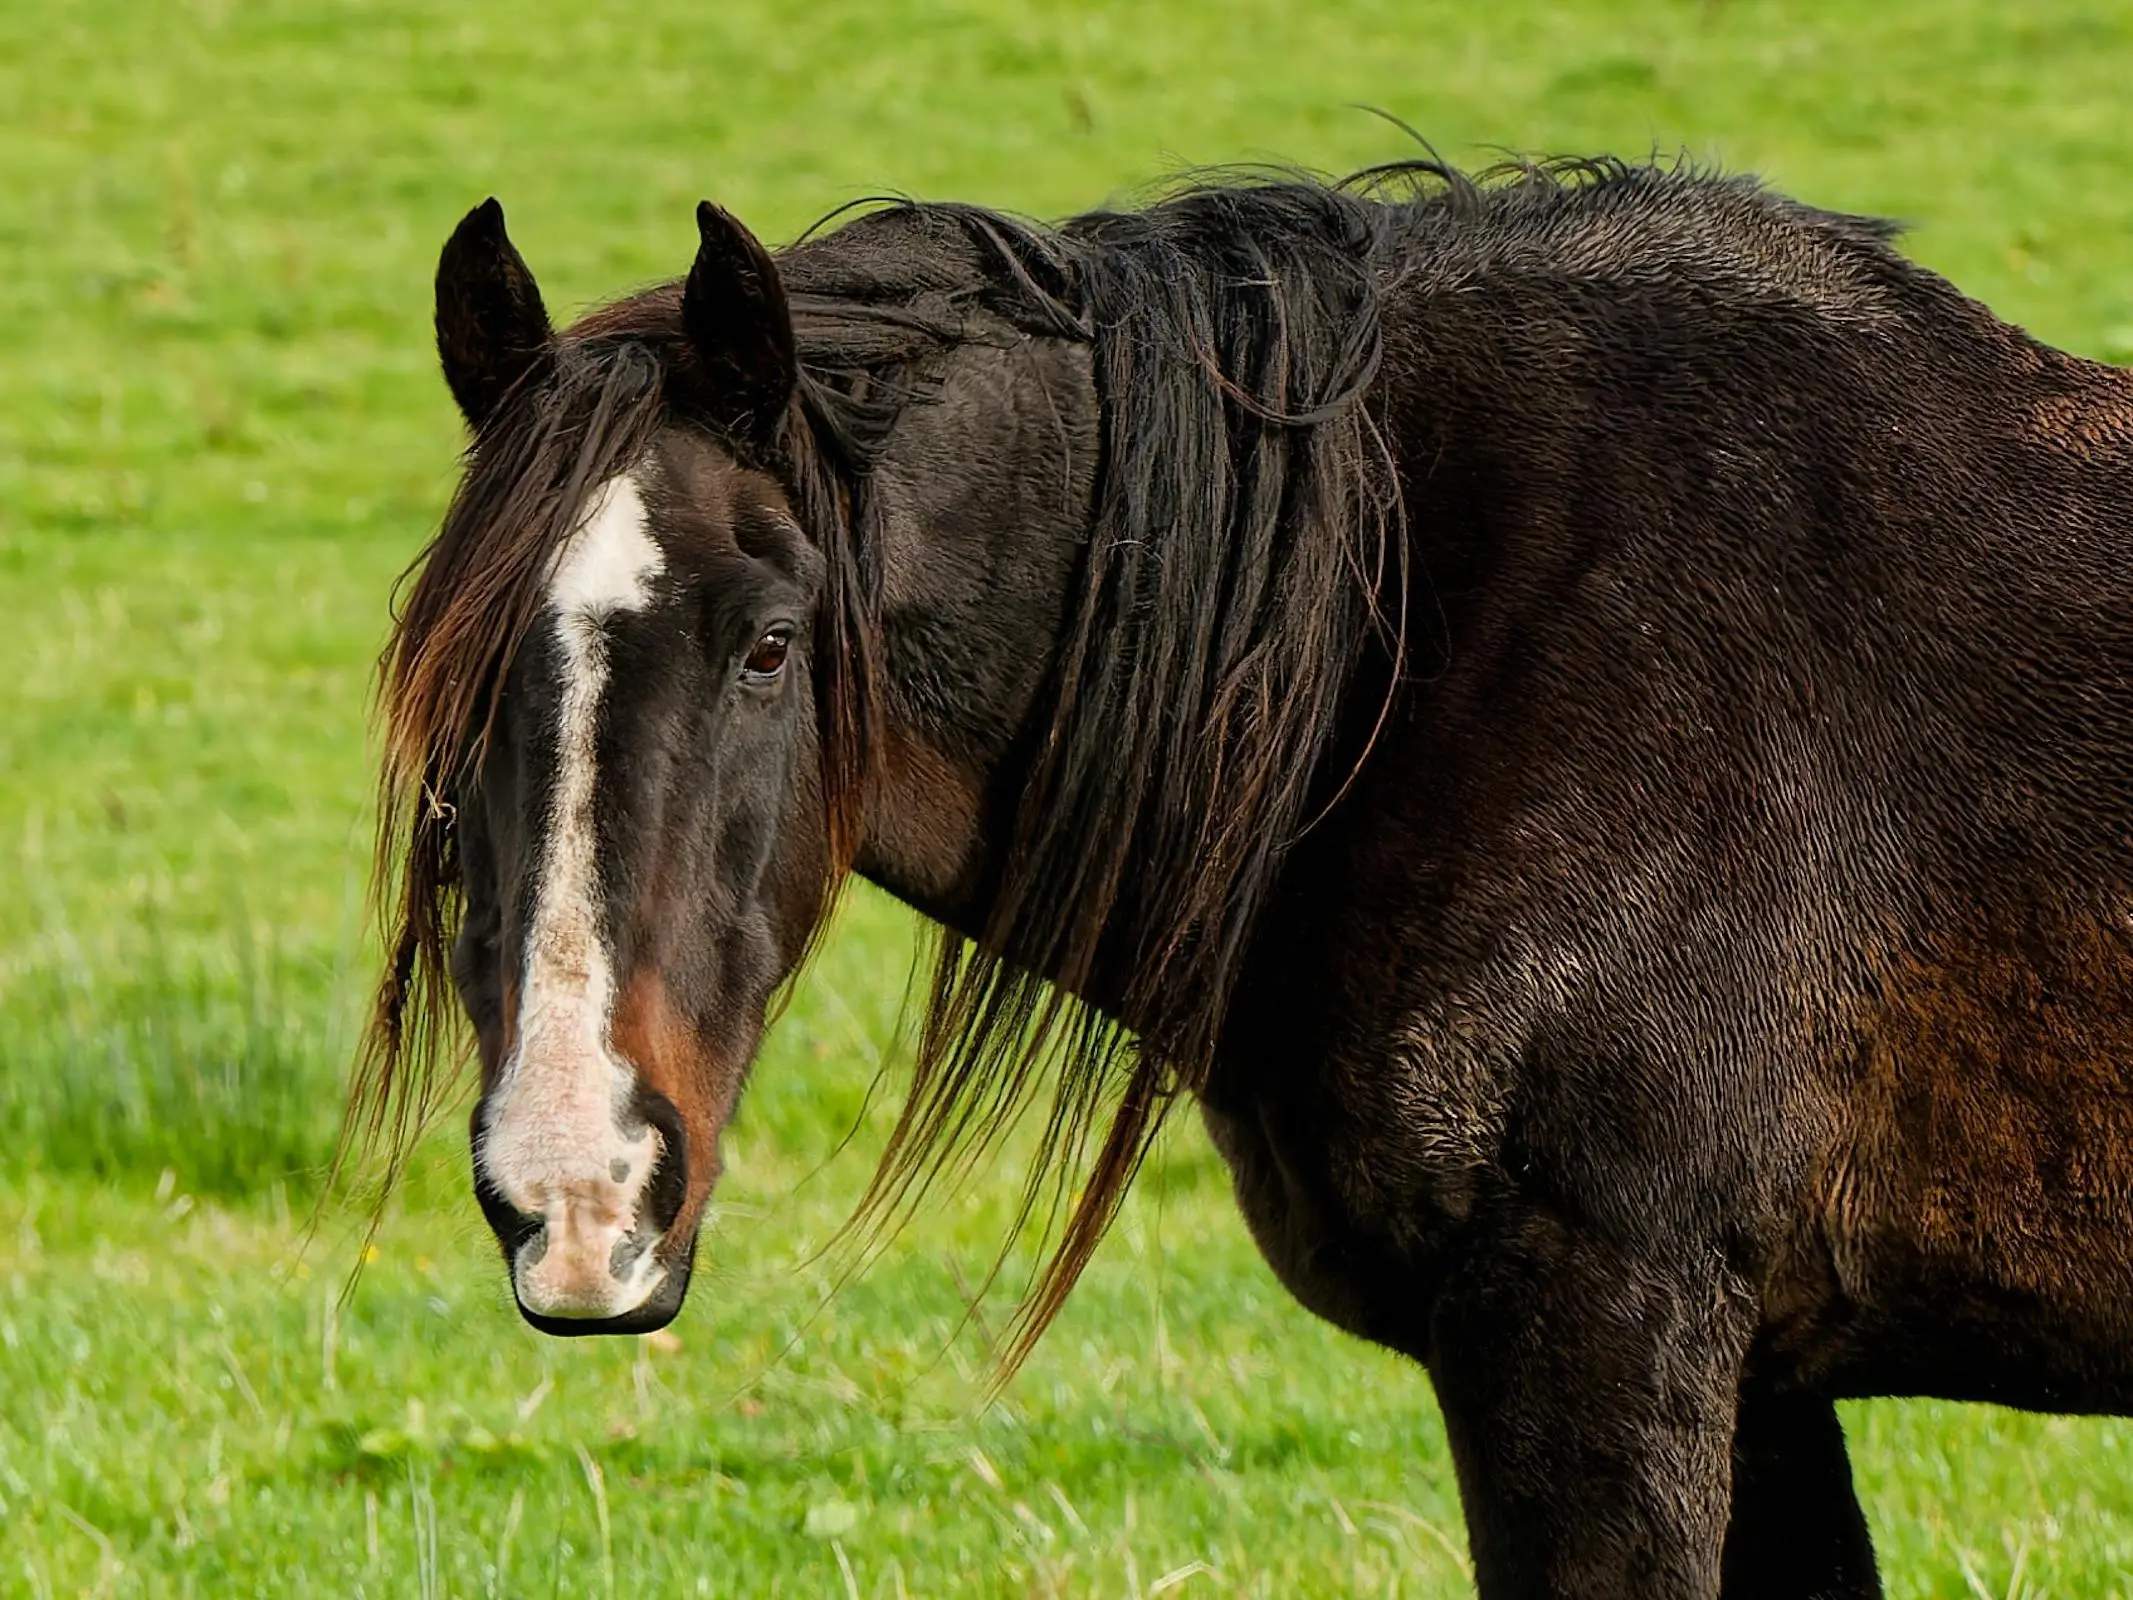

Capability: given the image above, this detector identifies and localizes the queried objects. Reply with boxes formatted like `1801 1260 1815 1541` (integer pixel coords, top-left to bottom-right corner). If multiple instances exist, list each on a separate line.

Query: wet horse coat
362 163 2133 1597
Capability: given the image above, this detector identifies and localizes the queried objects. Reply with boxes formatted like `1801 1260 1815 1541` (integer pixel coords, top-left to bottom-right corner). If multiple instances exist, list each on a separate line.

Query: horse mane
826 180 1412 1365
355 159 1756 1360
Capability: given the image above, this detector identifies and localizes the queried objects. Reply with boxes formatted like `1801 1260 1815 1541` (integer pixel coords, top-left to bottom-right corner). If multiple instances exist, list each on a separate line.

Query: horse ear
435 198 552 431
682 200 796 448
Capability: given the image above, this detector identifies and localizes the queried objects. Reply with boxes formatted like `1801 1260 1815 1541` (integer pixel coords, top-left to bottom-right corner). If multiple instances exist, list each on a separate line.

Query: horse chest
1197 1028 1507 1352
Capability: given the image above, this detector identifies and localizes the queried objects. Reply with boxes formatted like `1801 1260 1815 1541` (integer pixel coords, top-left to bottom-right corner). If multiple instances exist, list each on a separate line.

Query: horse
353 158 2133 1598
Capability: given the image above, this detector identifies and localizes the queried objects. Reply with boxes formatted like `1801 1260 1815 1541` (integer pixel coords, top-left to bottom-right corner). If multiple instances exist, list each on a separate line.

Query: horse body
1198 189 2133 1591
1242 189 2133 1337
364 166 2133 1597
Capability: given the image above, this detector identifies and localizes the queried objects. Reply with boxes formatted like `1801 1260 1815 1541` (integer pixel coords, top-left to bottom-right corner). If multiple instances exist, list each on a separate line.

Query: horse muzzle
472 1078 698 1335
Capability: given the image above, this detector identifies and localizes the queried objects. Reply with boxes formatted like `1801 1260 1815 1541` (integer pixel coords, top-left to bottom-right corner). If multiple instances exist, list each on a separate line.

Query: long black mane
775 181 1412 1352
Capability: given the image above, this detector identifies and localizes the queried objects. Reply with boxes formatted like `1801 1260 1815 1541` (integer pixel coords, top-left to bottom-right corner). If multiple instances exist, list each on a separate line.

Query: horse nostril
472 1161 544 1258
628 1084 689 1234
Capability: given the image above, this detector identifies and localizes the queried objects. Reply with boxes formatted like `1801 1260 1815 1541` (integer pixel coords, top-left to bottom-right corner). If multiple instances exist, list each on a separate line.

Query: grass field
6 0 2133 1593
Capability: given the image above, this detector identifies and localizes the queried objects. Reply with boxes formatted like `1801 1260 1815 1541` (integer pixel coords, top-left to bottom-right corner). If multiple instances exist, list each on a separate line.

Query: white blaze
479 470 671 1318
525 470 660 1017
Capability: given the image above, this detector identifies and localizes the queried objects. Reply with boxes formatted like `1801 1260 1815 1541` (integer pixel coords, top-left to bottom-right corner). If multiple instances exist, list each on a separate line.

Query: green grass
4 0 2133 1592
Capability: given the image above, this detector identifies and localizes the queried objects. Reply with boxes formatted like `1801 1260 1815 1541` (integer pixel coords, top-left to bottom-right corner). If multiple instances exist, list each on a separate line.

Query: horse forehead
546 470 664 617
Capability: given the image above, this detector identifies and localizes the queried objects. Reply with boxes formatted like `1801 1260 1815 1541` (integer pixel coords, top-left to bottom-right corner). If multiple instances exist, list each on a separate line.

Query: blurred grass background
3 0 2132 1594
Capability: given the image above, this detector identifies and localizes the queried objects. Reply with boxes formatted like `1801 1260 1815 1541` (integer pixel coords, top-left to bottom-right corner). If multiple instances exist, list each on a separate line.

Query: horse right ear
435 198 552 431
681 201 796 450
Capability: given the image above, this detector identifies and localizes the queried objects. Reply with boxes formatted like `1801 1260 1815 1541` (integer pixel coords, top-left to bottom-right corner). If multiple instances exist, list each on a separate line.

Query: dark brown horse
354 159 2133 1598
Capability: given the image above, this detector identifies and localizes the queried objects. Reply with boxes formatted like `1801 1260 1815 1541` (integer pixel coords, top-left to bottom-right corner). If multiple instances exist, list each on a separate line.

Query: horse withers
355 162 2133 1597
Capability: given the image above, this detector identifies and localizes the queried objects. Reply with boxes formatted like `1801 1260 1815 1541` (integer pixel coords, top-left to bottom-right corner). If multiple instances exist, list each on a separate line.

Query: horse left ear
435 198 552 432
682 201 796 449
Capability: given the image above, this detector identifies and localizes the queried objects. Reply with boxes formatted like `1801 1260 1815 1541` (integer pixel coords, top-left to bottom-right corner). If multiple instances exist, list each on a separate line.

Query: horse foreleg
1427 1213 1752 1600
1719 1387 1881 1600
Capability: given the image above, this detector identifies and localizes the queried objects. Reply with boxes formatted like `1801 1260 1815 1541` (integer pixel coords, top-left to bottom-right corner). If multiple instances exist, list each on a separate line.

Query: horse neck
849 334 1101 941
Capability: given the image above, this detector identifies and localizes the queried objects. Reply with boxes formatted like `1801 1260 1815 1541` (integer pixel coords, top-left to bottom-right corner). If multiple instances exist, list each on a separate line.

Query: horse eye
741 627 791 683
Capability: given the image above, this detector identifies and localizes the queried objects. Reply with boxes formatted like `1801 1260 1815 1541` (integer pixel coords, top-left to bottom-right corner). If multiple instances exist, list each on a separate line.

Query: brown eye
741 627 792 684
